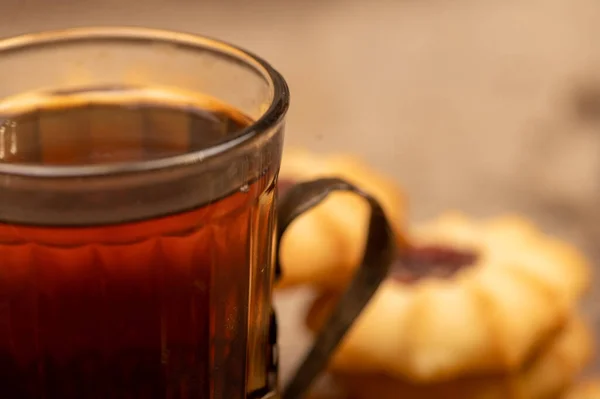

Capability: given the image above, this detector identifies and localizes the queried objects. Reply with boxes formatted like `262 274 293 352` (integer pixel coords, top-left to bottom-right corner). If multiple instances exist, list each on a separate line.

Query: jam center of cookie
391 245 478 283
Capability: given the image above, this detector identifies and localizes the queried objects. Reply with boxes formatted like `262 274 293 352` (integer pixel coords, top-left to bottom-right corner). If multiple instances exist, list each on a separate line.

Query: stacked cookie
277 149 594 399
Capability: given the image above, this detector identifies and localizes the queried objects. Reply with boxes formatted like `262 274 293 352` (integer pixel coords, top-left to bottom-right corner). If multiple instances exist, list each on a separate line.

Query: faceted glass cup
0 27 396 399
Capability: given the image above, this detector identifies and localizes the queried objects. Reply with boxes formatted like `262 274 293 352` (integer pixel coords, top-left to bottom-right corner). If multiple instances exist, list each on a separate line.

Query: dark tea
0 88 278 399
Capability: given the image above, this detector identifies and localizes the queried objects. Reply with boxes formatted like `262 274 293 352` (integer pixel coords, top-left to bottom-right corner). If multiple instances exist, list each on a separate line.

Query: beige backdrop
2 0 599 228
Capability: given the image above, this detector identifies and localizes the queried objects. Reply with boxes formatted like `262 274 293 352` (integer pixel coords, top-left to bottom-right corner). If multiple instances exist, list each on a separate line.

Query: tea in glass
0 87 278 399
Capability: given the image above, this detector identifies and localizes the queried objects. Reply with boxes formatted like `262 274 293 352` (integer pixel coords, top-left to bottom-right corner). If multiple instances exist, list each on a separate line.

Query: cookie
306 212 590 382
333 315 593 399
277 148 406 289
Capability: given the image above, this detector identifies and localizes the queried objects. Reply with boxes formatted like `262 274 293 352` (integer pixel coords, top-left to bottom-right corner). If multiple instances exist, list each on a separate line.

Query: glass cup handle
273 177 398 399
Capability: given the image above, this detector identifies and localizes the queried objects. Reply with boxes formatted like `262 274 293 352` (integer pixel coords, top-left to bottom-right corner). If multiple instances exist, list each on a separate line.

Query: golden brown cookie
277 148 406 289
306 212 590 382
333 315 593 399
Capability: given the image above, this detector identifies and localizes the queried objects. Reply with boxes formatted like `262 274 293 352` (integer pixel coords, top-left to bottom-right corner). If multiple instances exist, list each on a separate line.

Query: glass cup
0 28 396 399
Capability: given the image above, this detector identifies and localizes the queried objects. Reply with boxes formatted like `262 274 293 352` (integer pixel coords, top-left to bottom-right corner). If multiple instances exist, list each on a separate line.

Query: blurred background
2 0 600 390
2 0 599 235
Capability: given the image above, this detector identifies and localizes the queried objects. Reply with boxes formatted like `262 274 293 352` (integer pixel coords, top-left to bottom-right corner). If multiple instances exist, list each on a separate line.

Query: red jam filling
391 245 478 283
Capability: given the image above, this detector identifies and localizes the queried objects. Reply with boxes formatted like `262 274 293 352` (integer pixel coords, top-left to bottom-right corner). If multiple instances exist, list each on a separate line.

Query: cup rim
0 26 290 178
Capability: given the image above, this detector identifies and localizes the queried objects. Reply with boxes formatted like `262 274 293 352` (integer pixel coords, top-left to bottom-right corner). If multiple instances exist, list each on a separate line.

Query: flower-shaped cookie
277 148 406 289
332 315 592 399
306 212 590 382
